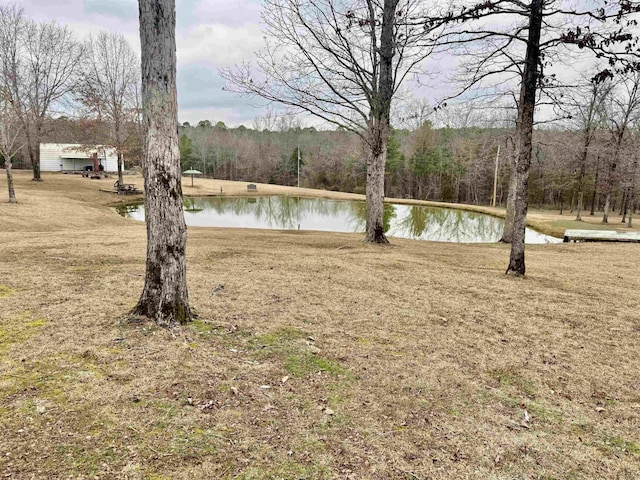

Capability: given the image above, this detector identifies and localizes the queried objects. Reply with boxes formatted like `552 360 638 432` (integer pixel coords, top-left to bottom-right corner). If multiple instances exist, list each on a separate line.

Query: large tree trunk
5 159 16 203
506 0 543 277
362 0 397 244
26 136 42 181
365 129 389 243
132 0 191 326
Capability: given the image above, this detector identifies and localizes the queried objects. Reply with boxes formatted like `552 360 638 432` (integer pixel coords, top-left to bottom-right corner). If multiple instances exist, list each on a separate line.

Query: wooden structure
113 180 142 195
563 229 640 243
40 143 118 172
247 184 257 192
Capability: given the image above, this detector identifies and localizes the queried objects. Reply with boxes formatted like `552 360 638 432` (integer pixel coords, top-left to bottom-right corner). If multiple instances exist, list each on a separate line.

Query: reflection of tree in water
188 196 500 241
190 196 359 230
114 204 139 216
121 196 551 243
183 197 204 212
391 205 503 242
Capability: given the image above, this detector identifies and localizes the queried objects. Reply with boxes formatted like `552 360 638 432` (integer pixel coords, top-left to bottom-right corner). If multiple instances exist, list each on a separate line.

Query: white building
40 143 118 172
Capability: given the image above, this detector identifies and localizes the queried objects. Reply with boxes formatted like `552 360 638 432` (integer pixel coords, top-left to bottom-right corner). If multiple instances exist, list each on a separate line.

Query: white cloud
192 0 262 27
177 23 264 66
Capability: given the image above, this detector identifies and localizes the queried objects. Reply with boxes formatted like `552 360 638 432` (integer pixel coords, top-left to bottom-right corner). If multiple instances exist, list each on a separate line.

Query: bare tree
601 72 640 223
132 0 191 326
0 5 82 181
0 3 24 202
224 0 442 243
566 77 612 221
437 0 640 275
0 97 23 203
77 31 140 186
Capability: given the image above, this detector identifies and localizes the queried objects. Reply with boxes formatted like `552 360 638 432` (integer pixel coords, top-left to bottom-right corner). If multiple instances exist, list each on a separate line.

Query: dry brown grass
0 170 639 479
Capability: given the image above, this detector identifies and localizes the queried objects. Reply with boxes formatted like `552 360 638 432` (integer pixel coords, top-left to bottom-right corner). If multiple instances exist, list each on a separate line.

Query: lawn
0 171 639 479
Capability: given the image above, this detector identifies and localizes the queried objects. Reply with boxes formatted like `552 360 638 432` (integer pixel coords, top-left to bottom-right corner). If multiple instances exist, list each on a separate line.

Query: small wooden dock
563 229 640 243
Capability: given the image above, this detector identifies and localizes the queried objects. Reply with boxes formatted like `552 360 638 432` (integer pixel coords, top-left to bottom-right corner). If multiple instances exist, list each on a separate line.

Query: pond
115 196 560 244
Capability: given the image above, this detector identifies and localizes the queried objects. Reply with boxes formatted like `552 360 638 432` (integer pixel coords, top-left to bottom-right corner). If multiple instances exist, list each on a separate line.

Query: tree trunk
628 160 638 227
603 190 612 223
590 155 600 215
621 187 629 222
365 128 389 243
501 156 517 243
26 138 42 181
132 0 191 326
5 159 16 203
576 191 584 220
117 151 124 186
506 0 543 277
362 0 397 244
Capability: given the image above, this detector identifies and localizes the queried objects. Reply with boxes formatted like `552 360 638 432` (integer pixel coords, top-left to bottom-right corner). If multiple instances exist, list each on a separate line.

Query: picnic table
114 181 141 195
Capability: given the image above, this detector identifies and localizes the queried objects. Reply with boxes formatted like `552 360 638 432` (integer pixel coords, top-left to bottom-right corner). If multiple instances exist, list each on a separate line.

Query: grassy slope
0 171 639 479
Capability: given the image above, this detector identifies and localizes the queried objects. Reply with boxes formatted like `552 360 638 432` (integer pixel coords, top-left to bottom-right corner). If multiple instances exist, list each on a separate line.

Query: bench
247 184 257 192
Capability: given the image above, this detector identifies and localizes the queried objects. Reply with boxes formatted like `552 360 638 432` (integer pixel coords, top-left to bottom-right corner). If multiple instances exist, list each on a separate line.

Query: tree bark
500 146 517 242
365 128 389 243
362 0 397 244
117 151 124 186
506 0 543 277
26 136 42 181
132 0 191 326
603 189 612 223
575 141 588 220
5 158 16 203
590 155 600 215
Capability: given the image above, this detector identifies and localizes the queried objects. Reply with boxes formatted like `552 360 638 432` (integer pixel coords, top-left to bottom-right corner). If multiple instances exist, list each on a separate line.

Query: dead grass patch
0 171 639 478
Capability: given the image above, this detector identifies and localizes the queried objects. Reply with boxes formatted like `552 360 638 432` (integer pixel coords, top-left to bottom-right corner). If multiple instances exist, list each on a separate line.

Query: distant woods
174 103 640 216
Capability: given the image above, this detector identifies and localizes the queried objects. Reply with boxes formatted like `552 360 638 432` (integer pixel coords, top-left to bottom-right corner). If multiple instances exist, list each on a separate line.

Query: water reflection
119 196 559 244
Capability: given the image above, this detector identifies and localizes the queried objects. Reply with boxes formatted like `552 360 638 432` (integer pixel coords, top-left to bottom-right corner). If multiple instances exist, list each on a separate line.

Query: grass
0 170 639 479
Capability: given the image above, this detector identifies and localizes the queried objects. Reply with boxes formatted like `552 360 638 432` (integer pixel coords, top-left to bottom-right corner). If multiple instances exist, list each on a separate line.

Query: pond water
115 196 560 244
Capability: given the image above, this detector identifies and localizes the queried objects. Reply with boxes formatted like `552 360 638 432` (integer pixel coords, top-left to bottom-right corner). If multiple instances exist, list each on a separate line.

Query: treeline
6 112 637 215
174 118 639 214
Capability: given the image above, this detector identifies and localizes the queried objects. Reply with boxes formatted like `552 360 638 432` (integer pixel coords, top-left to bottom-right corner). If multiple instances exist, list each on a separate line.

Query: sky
19 0 270 127
15 0 626 129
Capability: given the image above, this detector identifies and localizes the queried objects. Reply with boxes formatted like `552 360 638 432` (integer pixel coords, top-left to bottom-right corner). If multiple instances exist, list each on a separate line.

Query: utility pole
492 144 500 208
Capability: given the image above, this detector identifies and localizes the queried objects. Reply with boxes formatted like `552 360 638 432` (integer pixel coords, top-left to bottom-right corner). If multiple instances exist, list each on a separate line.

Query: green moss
527 402 564 424
0 285 15 298
236 461 332 479
0 312 47 354
284 354 344 377
248 327 346 379
252 326 307 347
600 434 640 457
488 368 536 398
